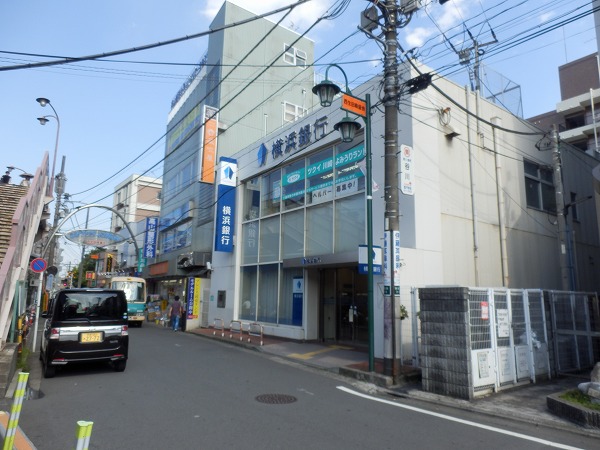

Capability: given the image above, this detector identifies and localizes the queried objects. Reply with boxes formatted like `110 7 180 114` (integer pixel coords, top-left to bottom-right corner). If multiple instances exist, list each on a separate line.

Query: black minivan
40 288 129 378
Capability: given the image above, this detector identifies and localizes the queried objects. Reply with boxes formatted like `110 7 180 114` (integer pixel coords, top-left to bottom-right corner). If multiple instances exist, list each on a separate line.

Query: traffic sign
30 258 48 273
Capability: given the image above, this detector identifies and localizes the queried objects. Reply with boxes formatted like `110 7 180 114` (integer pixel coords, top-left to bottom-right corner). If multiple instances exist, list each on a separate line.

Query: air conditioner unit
177 253 194 269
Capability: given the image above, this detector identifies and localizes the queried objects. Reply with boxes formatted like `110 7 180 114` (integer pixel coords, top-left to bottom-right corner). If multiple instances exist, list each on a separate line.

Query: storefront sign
143 217 158 258
215 157 237 252
257 115 329 167
358 245 382 275
64 229 124 247
200 106 218 183
187 277 201 319
292 277 303 326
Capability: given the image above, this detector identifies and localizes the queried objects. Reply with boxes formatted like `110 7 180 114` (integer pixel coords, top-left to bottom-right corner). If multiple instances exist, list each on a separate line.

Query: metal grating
255 394 297 404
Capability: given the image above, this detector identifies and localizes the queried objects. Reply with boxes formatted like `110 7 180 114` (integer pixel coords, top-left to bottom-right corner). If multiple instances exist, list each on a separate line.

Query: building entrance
319 267 368 345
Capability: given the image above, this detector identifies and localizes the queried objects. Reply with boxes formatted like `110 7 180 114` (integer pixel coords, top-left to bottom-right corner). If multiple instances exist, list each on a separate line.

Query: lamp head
36 97 50 107
312 80 341 107
333 116 361 143
37 117 49 125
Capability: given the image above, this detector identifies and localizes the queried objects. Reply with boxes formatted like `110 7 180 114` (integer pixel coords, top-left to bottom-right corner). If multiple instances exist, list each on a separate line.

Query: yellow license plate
80 332 102 343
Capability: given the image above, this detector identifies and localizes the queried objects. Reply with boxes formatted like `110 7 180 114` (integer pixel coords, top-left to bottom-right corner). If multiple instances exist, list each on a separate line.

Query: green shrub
16 347 30 372
560 389 600 411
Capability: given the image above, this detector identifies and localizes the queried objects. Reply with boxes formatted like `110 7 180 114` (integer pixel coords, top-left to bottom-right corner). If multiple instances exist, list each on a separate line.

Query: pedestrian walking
168 296 183 331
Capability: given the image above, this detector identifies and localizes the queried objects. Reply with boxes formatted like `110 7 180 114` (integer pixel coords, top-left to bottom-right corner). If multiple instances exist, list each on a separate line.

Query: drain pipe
492 117 509 287
465 86 480 285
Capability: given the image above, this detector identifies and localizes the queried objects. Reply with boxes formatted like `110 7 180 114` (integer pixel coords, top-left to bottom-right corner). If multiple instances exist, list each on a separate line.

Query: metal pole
365 93 374 372
383 0 400 377
78 208 91 288
551 125 570 290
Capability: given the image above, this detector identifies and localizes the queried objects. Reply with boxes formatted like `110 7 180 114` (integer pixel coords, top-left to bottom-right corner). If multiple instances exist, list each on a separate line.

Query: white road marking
337 386 583 450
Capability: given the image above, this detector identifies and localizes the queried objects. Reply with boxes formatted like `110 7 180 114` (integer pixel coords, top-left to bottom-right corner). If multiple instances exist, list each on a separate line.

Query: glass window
258 264 279 323
243 177 261 221
306 203 333 256
282 159 305 210
240 266 257 321
524 159 555 213
282 210 304 259
335 144 365 198
261 170 281 216
306 148 334 205
241 222 259 264
279 269 303 326
335 194 365 253
283 44 295 65
259 216 280 262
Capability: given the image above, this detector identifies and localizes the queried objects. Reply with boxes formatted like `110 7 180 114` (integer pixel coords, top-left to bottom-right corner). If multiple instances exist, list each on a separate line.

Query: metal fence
548 291 600 374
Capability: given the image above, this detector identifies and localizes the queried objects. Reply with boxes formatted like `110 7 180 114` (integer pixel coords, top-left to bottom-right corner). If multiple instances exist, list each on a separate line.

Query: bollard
2 372 29 450
74 420 94 450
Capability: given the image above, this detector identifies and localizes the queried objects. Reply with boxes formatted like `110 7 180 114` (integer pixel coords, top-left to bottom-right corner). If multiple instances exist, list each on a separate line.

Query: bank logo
257 143 268 167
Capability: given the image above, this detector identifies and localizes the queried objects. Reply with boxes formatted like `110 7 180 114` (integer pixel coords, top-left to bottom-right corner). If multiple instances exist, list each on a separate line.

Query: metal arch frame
42 203 140 259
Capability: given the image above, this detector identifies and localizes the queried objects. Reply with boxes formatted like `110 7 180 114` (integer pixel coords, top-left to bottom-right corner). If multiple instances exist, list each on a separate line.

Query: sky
0 0 597 269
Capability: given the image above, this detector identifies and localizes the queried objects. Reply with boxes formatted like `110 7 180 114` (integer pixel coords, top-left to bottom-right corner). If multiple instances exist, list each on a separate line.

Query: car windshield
55 292 124 321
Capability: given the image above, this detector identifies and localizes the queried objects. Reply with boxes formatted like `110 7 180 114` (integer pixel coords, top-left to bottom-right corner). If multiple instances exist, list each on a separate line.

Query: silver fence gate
468 288 551 395
548 291 600 374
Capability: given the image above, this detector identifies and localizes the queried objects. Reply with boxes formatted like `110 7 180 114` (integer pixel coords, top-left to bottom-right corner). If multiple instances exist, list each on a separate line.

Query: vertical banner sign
215 157 237 252
137 248 147 273
292 277 303 326
383 230 401 296
143 217 158 258
187 277 200 319
201 106 219 183
400 144 414 195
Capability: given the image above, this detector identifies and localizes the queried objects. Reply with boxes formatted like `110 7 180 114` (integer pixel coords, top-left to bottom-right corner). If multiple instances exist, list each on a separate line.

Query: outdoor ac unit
177 253 194 269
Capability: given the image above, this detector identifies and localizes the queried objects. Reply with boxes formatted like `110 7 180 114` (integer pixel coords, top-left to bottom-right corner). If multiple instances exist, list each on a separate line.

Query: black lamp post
313 64 375 372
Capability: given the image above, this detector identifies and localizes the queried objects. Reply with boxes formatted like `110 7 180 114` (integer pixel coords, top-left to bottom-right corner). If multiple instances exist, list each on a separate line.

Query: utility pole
382 0 400 377
47 156 67 291
550 125 570 290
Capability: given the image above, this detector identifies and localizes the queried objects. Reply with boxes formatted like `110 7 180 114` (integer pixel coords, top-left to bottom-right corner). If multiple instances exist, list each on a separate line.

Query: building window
524 160 555 213
564 113 585 130
283 102 308 123
569 192 579 222
283 44 307 67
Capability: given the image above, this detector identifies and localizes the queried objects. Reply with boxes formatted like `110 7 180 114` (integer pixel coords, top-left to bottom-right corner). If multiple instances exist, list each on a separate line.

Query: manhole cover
255 394 297 404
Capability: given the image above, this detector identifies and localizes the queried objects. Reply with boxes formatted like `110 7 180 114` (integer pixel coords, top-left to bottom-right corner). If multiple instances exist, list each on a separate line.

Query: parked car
40 288 129 378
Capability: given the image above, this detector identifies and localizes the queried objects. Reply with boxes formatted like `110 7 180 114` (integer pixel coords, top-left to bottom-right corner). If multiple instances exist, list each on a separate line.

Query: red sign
30 258 48 273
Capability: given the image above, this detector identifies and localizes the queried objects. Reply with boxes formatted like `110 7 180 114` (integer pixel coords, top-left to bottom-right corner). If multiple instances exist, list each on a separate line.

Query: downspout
591 88 599 153
466 86 480 285
491 117 509 287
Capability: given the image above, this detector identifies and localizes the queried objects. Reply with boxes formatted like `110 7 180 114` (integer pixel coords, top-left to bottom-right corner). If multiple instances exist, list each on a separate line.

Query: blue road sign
30 258 48 273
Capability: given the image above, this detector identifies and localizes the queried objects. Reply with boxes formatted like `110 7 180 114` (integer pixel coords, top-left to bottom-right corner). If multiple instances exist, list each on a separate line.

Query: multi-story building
107 174 161 276
205 61 600 359
144 1 316 310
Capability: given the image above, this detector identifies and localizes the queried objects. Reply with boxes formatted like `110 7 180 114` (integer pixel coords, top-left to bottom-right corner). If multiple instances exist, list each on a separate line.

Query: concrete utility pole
550 125 570 290
381 0 400 376
47 156 67 283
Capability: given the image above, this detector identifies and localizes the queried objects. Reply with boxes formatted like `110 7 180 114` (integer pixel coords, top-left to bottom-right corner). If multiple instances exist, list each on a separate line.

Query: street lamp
36 97 61 194
313 64 375 372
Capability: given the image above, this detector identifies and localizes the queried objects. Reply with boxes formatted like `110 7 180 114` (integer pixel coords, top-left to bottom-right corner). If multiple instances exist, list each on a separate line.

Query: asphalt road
13 325 599 449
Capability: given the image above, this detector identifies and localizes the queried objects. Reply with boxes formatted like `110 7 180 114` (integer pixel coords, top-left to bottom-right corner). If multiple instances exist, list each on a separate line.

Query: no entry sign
30 258 48 273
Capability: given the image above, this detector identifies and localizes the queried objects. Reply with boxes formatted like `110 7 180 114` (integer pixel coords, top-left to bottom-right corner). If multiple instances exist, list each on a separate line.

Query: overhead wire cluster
1 0 595 254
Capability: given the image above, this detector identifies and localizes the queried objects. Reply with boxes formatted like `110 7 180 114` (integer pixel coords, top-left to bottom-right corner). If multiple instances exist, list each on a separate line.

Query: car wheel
114 360 126 372
42 358 55 379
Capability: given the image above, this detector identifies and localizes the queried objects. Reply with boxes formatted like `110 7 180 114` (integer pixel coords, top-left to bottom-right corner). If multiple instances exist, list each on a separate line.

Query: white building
207 63 600 360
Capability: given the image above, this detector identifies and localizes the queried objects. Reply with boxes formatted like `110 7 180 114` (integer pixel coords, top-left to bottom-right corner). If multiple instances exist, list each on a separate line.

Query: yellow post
2 372 29 450
74 420 94 450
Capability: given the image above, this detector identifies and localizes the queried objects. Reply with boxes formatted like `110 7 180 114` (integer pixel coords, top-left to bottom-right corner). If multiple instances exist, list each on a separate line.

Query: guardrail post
2 372 29 450
74 420 94 450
